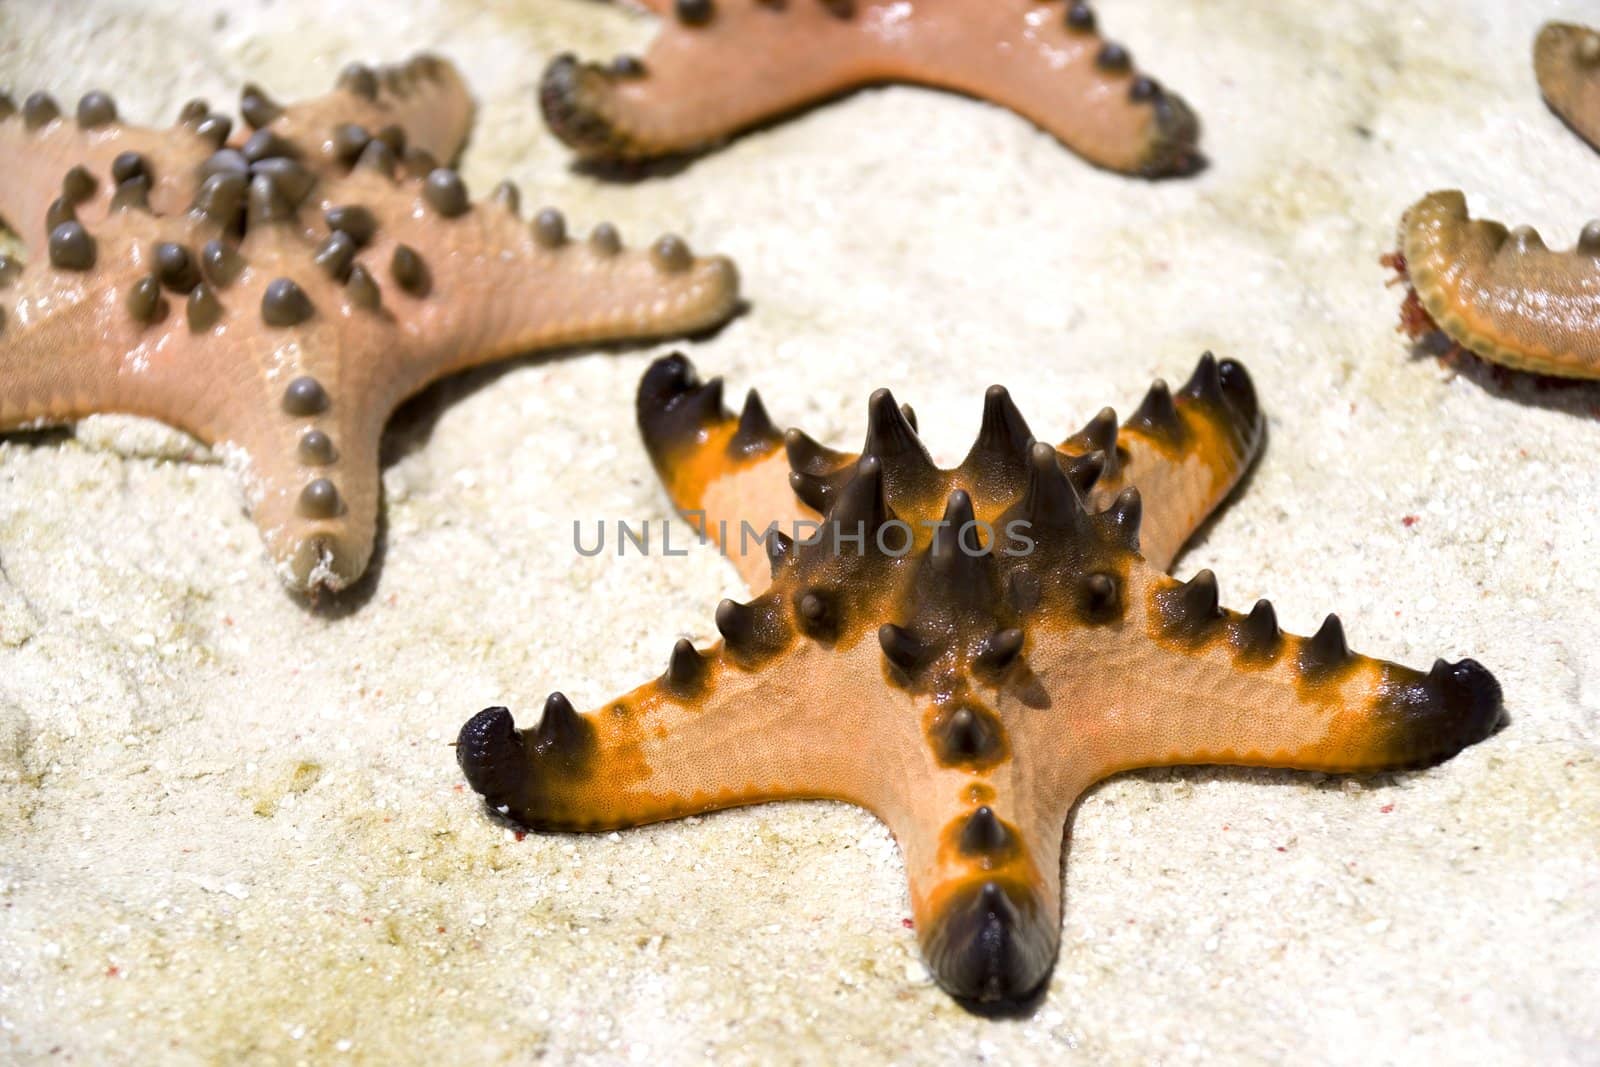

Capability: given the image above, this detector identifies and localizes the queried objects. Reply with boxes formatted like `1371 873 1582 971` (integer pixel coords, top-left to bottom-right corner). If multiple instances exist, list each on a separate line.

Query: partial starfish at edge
1536 20 1600 153
1384 191 1600 379
0 56 740 593
541 0 1201 176
458 352 1504 1007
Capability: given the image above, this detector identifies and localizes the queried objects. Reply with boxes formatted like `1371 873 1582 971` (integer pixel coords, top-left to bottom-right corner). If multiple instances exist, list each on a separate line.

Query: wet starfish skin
0 57 740 593
1386 191 1600 379
1536 21 1600 154
541 0 1201 177
458 353 1504 1006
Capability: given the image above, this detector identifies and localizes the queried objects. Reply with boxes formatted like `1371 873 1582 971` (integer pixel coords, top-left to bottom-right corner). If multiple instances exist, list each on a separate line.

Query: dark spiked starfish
541 0 1201 177
0 56 740 593
458 352 1504 1006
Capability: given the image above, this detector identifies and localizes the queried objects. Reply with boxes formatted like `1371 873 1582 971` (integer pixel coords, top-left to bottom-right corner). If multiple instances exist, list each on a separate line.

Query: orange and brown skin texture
1387 191 1600 379
459 355 1504 1007
635 349 1262 590
1536 21 1600 153
540 0 1201 177
0 56 740 594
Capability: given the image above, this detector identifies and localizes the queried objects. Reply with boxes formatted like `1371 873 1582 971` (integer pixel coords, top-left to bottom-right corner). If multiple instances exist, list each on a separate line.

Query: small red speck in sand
514 831 526 842
1221 824 1230 831
1380 804 1394 813
105 966 119 978
1402 515 1418 527
453 783 464 792
437 926 447 934
1275 846 1287 853
901 917 914 929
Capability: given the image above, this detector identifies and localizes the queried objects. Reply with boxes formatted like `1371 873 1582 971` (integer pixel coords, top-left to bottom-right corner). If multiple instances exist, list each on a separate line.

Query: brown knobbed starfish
1384 191 1600 379
0 57 740 593
540 0 1201 177
1536 20 1600 153
457 352 1504 1006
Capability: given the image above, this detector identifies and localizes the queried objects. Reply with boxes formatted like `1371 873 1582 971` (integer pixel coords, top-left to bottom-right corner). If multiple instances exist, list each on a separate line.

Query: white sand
2 0 1598 1061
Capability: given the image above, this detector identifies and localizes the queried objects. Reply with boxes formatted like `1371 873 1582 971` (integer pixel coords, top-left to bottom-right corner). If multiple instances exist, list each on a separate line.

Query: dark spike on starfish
1080 572 1121 622
240 83 284 128
345 264 381 310
126 274 164 324
22 91 60 130
663 638 709 696
1235 599 1282 660
976 628 1025 673
423 167 469 217
47 221 94 270
878 623 925 675
76 90 117 128
731 389 780 457
538 0 1201 176
651 234 692 273
154 242 199 293
200 239 242 288
110 150 147 184
1127 379 1182 443
1157 568 1224 642
314 231 357 282
1301 614 1351 678
325 204 378 246
533 207 567 248
959 384 1035 491
390 244 431 296
958 806 1013 857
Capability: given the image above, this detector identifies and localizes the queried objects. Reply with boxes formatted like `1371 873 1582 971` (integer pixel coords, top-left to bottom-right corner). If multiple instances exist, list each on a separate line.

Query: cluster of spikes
634 351 1261 691
0 57 698 330
639 348 1260 523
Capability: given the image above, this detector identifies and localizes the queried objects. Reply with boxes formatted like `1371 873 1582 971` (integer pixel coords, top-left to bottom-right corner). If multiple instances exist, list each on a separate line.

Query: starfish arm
1535 21 1600 154
0 96 218 260
243 54 475 176
1065 352 1265 572
1396 190 1600 379
635 354 792 588
1031 564 1505 785
310 168 740 398
876 750 1067 1004
541 0 1199 175
457 638 904 830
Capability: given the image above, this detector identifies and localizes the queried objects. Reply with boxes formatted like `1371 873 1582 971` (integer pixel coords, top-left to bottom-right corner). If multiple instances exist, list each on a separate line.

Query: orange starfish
458 352 1504 1006
1386 191 1600 379
1536 20 1600 153
0 56 740 593
540 0 1202 176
